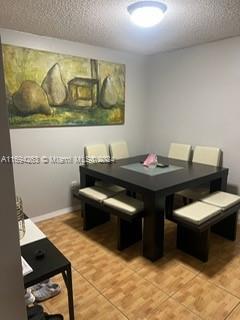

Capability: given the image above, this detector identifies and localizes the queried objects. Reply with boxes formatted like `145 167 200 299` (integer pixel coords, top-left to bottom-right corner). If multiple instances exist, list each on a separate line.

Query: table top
21 238 70 288
80 155 228 194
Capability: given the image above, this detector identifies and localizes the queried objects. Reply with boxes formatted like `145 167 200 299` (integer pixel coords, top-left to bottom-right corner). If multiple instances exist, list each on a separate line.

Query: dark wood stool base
117 217 142 250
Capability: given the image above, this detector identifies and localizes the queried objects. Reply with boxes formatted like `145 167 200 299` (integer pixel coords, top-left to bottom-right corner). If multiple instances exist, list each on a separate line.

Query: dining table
79 154 228 261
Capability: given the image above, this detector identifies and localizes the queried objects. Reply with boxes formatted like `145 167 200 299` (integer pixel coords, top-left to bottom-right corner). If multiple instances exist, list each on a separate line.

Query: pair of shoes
31 279 61 302
24 288 35 306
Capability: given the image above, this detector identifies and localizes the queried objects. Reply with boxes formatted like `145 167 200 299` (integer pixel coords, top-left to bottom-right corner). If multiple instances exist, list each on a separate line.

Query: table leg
62 264 74 320
143 193 165 261
210 170 228 192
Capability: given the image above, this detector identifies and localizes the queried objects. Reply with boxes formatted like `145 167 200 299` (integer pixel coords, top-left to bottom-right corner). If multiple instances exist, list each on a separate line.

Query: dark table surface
80 155 228 194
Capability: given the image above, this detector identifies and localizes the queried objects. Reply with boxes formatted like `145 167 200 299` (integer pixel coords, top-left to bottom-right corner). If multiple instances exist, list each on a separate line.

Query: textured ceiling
1 0 240 55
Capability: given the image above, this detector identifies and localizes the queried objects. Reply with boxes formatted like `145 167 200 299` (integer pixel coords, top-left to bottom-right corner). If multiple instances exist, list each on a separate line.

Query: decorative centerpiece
143 153 158 168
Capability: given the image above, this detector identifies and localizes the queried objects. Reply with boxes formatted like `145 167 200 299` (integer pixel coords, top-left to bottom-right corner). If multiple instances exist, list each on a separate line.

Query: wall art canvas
3 44 125 128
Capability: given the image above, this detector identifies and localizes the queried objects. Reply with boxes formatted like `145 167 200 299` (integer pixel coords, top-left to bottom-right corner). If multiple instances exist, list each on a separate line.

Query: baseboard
32 204 81 223
30 206 240 224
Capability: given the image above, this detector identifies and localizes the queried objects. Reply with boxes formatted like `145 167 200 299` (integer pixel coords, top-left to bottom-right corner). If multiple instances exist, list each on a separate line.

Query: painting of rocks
3 44 125 128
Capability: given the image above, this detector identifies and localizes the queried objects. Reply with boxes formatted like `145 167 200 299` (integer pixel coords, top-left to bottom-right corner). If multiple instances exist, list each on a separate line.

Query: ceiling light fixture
127 1 167 28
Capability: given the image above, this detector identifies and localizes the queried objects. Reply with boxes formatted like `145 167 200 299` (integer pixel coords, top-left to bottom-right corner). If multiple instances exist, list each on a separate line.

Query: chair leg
82 203 110 231
211 212 238 241
177 224 210 262
117 217 142 250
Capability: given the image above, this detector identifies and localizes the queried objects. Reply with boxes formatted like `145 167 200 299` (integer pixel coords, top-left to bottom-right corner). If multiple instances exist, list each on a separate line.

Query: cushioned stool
78 186 117 203
173 192 240 262
173 201 221 262
103 194 144 250
103 193 144 216
94 181 126 193
78 186 118 230
201 191 240 241
201 191 240 209
174 201 221 224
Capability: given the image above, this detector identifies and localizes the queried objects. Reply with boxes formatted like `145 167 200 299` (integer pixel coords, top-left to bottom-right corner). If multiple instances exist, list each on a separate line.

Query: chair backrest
84 144 109 162
168 143 192 161
109 141 129 160
193 146 222 166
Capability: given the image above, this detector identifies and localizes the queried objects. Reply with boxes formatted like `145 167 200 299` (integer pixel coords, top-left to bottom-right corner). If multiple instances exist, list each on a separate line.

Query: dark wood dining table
79 155 228 261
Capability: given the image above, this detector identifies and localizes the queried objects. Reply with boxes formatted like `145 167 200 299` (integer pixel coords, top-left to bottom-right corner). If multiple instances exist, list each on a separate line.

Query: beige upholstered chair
109 141 129 160
84 143 125 193
178 146 222 201
192 146 221 166
168 143 192 161
84 143 109 162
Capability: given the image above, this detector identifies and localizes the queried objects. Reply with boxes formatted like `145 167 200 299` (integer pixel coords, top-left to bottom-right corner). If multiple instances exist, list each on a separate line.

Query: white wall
0 29 148 218
146 37 240 192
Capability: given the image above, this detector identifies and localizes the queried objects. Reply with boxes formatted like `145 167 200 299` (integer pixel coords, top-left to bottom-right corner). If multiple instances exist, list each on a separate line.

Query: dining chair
178 146 222 201
109 141 129 160
192 146 222 166
168 143 192 161
84 143 109 162
84 143 125 193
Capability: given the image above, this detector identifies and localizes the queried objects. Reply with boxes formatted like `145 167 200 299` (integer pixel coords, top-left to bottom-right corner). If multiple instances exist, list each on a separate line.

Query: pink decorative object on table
143 153 158 168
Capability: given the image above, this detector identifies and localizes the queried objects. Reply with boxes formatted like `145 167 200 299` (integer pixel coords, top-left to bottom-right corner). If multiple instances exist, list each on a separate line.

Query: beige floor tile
200 258 240 298
75 248 134 291
173 276 239 320
137 256 197 295
147 298 200 320
43 270 127 320
102 272 168 320
226 303 240 320
210 234 240 263
167 250 206 274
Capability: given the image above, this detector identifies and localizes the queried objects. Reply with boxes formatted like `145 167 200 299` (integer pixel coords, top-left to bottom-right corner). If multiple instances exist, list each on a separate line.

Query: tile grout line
170 295 204 320
224 301 240 319
72 266 130 320
200 276 240 301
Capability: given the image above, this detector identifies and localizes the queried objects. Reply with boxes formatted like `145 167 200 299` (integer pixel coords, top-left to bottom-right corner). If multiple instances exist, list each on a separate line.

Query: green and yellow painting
3 44 125 128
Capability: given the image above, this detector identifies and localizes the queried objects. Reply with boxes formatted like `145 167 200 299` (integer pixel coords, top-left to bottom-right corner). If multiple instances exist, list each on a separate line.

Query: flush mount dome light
127 1 167 28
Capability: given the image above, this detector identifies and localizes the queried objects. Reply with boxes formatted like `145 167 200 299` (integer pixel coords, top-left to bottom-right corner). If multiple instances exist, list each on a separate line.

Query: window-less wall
146 36 240 193
0 28 148 218
0 37 27 320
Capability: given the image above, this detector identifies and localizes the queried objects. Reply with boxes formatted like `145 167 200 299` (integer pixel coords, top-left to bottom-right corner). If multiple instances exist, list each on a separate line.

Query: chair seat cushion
177 186 209 200
78 186 116 202
173 201 221 225
103 194 144 215
201 191 240 209
94 180 126 193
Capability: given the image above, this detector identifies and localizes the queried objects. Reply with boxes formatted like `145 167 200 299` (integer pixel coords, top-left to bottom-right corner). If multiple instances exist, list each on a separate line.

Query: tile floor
37 212 240 320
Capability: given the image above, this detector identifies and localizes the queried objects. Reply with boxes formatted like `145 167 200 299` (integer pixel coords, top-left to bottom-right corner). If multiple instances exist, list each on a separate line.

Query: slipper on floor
25 288 36 306
32 282 61 302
